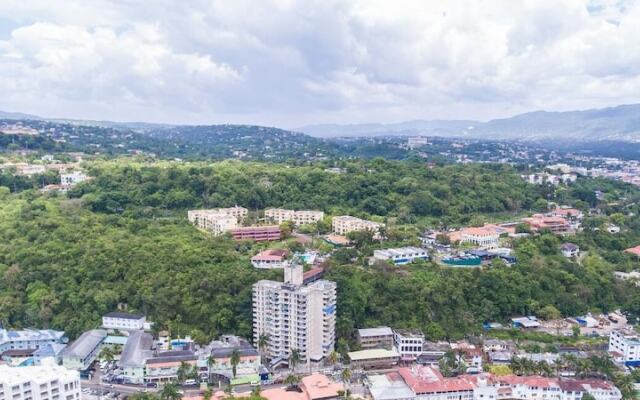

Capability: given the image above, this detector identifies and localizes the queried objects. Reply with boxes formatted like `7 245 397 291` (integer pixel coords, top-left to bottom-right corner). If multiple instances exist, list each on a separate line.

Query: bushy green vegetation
0 159 638 348
73 159 542 227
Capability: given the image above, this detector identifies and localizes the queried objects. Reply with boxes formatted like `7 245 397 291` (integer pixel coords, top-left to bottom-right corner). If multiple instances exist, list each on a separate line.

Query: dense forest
0 159 638 350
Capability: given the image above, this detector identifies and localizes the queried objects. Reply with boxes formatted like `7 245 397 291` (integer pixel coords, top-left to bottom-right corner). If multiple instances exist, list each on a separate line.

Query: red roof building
230 225 281 242
624 245 640 257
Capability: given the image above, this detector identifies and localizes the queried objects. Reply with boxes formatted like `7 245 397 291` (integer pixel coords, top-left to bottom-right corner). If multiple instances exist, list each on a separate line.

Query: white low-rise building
459 227 501 249
264 208 324 225
102 312 147 331
372 247 428 265
0 363 81 400
609 329 640 366
614 271 640 285
393 329 424 362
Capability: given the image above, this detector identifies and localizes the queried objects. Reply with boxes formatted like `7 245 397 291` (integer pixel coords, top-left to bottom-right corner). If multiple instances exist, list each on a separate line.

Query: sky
0 0 638 128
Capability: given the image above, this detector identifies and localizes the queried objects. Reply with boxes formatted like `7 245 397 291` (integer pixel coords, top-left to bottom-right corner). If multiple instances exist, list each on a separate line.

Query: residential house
561 243 580 258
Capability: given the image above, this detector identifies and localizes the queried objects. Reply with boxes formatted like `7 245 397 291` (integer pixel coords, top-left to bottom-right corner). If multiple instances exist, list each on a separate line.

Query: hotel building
252 263 336 364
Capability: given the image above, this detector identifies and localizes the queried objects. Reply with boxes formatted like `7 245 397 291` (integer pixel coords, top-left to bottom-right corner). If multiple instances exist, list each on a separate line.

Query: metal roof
358 327 393 338
60 329 107 358
0 328 65 346
103 312 145 320
146 350 197 365
348 348 399 361
119 330 154 368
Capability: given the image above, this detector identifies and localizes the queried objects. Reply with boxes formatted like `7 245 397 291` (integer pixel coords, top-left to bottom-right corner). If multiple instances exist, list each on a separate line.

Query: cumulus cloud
0 0 638 126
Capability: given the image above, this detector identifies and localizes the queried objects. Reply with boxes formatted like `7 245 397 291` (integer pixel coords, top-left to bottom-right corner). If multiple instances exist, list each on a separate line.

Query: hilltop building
102 312 148 331
264 208 324 225
372 247 428 265
332 215 384 237
251 249 289 269
188 206 248 236
60 171 88 186
609 329 640 366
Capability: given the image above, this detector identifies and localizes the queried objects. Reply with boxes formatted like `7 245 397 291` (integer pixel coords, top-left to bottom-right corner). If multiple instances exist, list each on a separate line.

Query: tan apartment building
264 208 324 225
357 327 394 350
188 206 248 236
332 215 384 237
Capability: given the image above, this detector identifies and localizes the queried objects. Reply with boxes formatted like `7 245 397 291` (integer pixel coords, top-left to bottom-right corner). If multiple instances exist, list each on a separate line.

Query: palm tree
288 349 301 372
613 372 635 400
206 355 216 383
159 383 182 400
340 367 352 393
327 351 340 366
230 349 241 379
176 361 191 384
258 334 269 364
283 374 300 387
99 345 116 363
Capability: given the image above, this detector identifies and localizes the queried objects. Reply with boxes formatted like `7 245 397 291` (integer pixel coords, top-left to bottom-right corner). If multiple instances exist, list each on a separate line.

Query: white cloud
0 0 638 126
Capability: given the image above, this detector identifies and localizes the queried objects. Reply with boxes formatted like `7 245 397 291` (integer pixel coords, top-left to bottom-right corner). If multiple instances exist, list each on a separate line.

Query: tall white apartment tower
253 263 336 364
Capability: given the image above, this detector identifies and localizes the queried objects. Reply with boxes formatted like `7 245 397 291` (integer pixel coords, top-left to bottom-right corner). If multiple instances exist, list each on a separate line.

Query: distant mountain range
2 103 640 142
299 104 640 141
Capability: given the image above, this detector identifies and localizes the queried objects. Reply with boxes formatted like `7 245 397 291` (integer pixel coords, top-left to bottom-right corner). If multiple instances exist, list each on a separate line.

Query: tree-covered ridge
0 160 638 348
73 159 543 226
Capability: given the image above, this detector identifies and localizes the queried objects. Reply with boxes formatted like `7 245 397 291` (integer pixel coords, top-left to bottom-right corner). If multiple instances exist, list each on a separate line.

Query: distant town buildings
264 208 324 225
372 247 428 265
0 364 80 400
522 172 577 186
522 214 571 234
332 215 384 237
253 263 336 365
407 137 430 149
367 366 622 400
